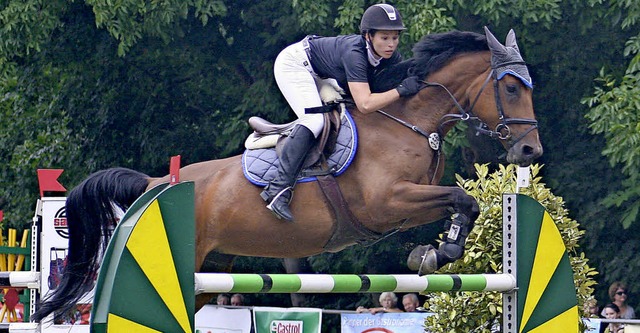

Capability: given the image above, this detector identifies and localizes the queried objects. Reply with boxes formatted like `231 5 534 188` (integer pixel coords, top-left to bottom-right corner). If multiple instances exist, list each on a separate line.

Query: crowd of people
216 293 246 307
356 292 424 314
214 291 424 314
583 281 636 333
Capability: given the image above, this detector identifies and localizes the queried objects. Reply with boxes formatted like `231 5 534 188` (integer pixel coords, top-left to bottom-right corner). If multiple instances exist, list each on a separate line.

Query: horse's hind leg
283 258 312 306
195 251 238 310
200 251 237 273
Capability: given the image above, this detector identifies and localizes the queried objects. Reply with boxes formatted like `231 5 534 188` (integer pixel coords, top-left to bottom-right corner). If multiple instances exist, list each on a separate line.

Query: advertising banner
195 305 252 333
582 318 601 332
40 197 93 326
340 312 432 333
253 307 322 333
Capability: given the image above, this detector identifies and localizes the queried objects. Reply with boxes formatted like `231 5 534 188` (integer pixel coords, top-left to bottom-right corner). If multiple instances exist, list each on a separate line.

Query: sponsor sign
195 305 252 333
254 307 321 333
40 197 93 325
341 312 432 333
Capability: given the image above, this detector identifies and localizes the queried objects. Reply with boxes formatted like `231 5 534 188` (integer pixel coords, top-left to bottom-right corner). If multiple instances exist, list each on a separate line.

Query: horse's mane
370 31 488 92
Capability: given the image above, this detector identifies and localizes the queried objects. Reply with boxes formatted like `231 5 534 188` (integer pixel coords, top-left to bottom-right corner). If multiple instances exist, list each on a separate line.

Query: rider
261 3 424 221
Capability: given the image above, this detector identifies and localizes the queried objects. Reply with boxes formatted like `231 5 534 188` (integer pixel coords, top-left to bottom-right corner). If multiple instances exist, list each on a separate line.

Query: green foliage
583 69 640 183
446 0 561 28
0 0 67 60
423 164 597 332
292 0 333 31
582 26 640 229
86 0 227 56
581 0 640 230
0 64 81 228
334 0 364 35
395 0 456 41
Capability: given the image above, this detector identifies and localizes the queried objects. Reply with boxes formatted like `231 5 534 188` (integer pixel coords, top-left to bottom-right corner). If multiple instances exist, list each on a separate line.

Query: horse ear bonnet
484 26 533 88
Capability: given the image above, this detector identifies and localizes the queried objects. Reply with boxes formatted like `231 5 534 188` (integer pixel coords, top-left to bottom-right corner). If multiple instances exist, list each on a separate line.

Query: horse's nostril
522 145 534 156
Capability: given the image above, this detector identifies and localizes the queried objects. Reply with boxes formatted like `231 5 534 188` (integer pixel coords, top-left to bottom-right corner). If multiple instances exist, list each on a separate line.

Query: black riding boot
260 124 316 221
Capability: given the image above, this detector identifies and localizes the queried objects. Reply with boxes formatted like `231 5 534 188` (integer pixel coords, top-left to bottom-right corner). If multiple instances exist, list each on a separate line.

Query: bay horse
32 27 542 322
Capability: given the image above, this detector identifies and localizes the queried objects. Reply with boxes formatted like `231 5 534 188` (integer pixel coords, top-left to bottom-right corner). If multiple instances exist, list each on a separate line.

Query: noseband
431 62 538 149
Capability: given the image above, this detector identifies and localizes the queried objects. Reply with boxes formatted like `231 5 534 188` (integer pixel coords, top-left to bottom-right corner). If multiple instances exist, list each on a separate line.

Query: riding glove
396 76 424 97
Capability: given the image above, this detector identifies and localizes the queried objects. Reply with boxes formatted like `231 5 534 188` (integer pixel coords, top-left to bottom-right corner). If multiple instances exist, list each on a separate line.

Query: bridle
431 61 538 149
375 62 538 183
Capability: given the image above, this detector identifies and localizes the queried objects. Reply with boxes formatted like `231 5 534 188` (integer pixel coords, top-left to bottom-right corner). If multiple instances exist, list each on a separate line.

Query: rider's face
368 30 400 59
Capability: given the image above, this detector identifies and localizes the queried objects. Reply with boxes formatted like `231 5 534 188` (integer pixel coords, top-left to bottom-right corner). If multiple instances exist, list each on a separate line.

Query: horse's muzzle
507 140 543 166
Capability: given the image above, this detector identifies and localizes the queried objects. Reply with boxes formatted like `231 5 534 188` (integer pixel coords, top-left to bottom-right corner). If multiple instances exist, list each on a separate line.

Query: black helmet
359 4 405 33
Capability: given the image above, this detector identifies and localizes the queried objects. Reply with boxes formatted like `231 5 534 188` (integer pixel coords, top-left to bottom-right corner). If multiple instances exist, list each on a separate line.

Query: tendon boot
407 213 475 275
260 124 316 221
436 213 475 268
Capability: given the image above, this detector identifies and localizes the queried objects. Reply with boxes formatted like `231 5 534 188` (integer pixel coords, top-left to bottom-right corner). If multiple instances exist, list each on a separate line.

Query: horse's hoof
407 245 440 275
407 245 429 271
417 249 440 276
407 245 439 275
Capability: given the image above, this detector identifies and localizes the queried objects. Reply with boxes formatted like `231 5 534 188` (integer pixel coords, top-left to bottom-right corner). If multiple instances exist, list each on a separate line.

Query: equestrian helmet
360 4 405 33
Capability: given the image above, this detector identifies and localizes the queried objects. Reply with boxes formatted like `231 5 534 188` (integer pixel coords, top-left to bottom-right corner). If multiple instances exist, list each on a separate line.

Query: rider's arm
348 81 400 114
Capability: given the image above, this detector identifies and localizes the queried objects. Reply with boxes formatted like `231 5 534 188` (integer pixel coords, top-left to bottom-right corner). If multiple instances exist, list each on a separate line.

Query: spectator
583 297 600 317
602 303 624 333
601 282 635 319
356 292 404 314
216 294 230 305
231 294 245 306
402 294 421 312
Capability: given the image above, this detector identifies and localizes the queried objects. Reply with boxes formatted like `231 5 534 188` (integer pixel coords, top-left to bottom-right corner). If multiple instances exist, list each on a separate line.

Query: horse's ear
484 26 506 55
505 29 520 53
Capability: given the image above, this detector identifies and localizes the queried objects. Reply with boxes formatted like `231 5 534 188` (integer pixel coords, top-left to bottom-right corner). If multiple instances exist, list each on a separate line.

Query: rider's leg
260 124 316 221
261 41 324 221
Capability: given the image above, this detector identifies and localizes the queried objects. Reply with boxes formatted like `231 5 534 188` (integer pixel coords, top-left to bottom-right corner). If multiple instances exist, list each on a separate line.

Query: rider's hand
396 76 424 97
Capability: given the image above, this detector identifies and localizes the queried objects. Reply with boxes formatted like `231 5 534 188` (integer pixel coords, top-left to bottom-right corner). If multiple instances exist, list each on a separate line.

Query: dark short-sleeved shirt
307 34 402 94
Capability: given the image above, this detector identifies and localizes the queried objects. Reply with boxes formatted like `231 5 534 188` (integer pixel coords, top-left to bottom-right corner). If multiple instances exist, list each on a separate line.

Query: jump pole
88 181 580 332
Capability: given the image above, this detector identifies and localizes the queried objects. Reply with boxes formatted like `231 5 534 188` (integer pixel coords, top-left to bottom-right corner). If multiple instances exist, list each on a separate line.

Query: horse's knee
450 188 479 221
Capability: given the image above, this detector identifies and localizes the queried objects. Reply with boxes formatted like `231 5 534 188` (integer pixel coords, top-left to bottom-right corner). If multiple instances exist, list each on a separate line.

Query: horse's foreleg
407 213 476 275
388 183 479 275
387 183 478 224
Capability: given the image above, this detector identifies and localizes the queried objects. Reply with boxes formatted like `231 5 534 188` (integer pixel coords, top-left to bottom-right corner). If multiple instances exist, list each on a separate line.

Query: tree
582 0 640 230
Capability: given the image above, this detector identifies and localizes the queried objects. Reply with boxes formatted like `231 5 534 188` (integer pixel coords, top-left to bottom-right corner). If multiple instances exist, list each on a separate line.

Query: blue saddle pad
242 110 358 186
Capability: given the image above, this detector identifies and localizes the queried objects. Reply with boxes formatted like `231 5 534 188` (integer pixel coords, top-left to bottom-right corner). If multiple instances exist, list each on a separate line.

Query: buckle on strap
300 36 317 75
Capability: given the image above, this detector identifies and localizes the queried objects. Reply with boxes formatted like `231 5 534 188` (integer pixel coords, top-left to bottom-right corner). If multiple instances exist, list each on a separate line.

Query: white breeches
274 41 325 138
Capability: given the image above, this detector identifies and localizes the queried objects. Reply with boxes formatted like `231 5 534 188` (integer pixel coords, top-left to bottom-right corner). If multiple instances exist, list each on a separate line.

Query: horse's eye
506 84 517 94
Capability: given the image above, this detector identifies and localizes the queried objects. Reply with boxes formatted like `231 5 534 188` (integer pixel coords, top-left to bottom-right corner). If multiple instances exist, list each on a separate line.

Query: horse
31 27 542 322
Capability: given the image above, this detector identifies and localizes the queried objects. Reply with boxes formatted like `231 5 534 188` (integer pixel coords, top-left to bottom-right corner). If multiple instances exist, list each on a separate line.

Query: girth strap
317 175 382 252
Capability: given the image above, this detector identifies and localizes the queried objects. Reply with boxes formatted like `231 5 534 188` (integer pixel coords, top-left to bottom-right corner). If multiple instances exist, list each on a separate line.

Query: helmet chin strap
365 35 382 66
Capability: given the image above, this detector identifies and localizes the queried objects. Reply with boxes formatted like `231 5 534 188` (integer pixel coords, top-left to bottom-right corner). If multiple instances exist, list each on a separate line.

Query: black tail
31 167 149 323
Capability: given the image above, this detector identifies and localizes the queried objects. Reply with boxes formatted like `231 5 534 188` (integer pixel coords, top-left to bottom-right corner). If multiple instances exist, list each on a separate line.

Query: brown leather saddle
247 106 343 173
